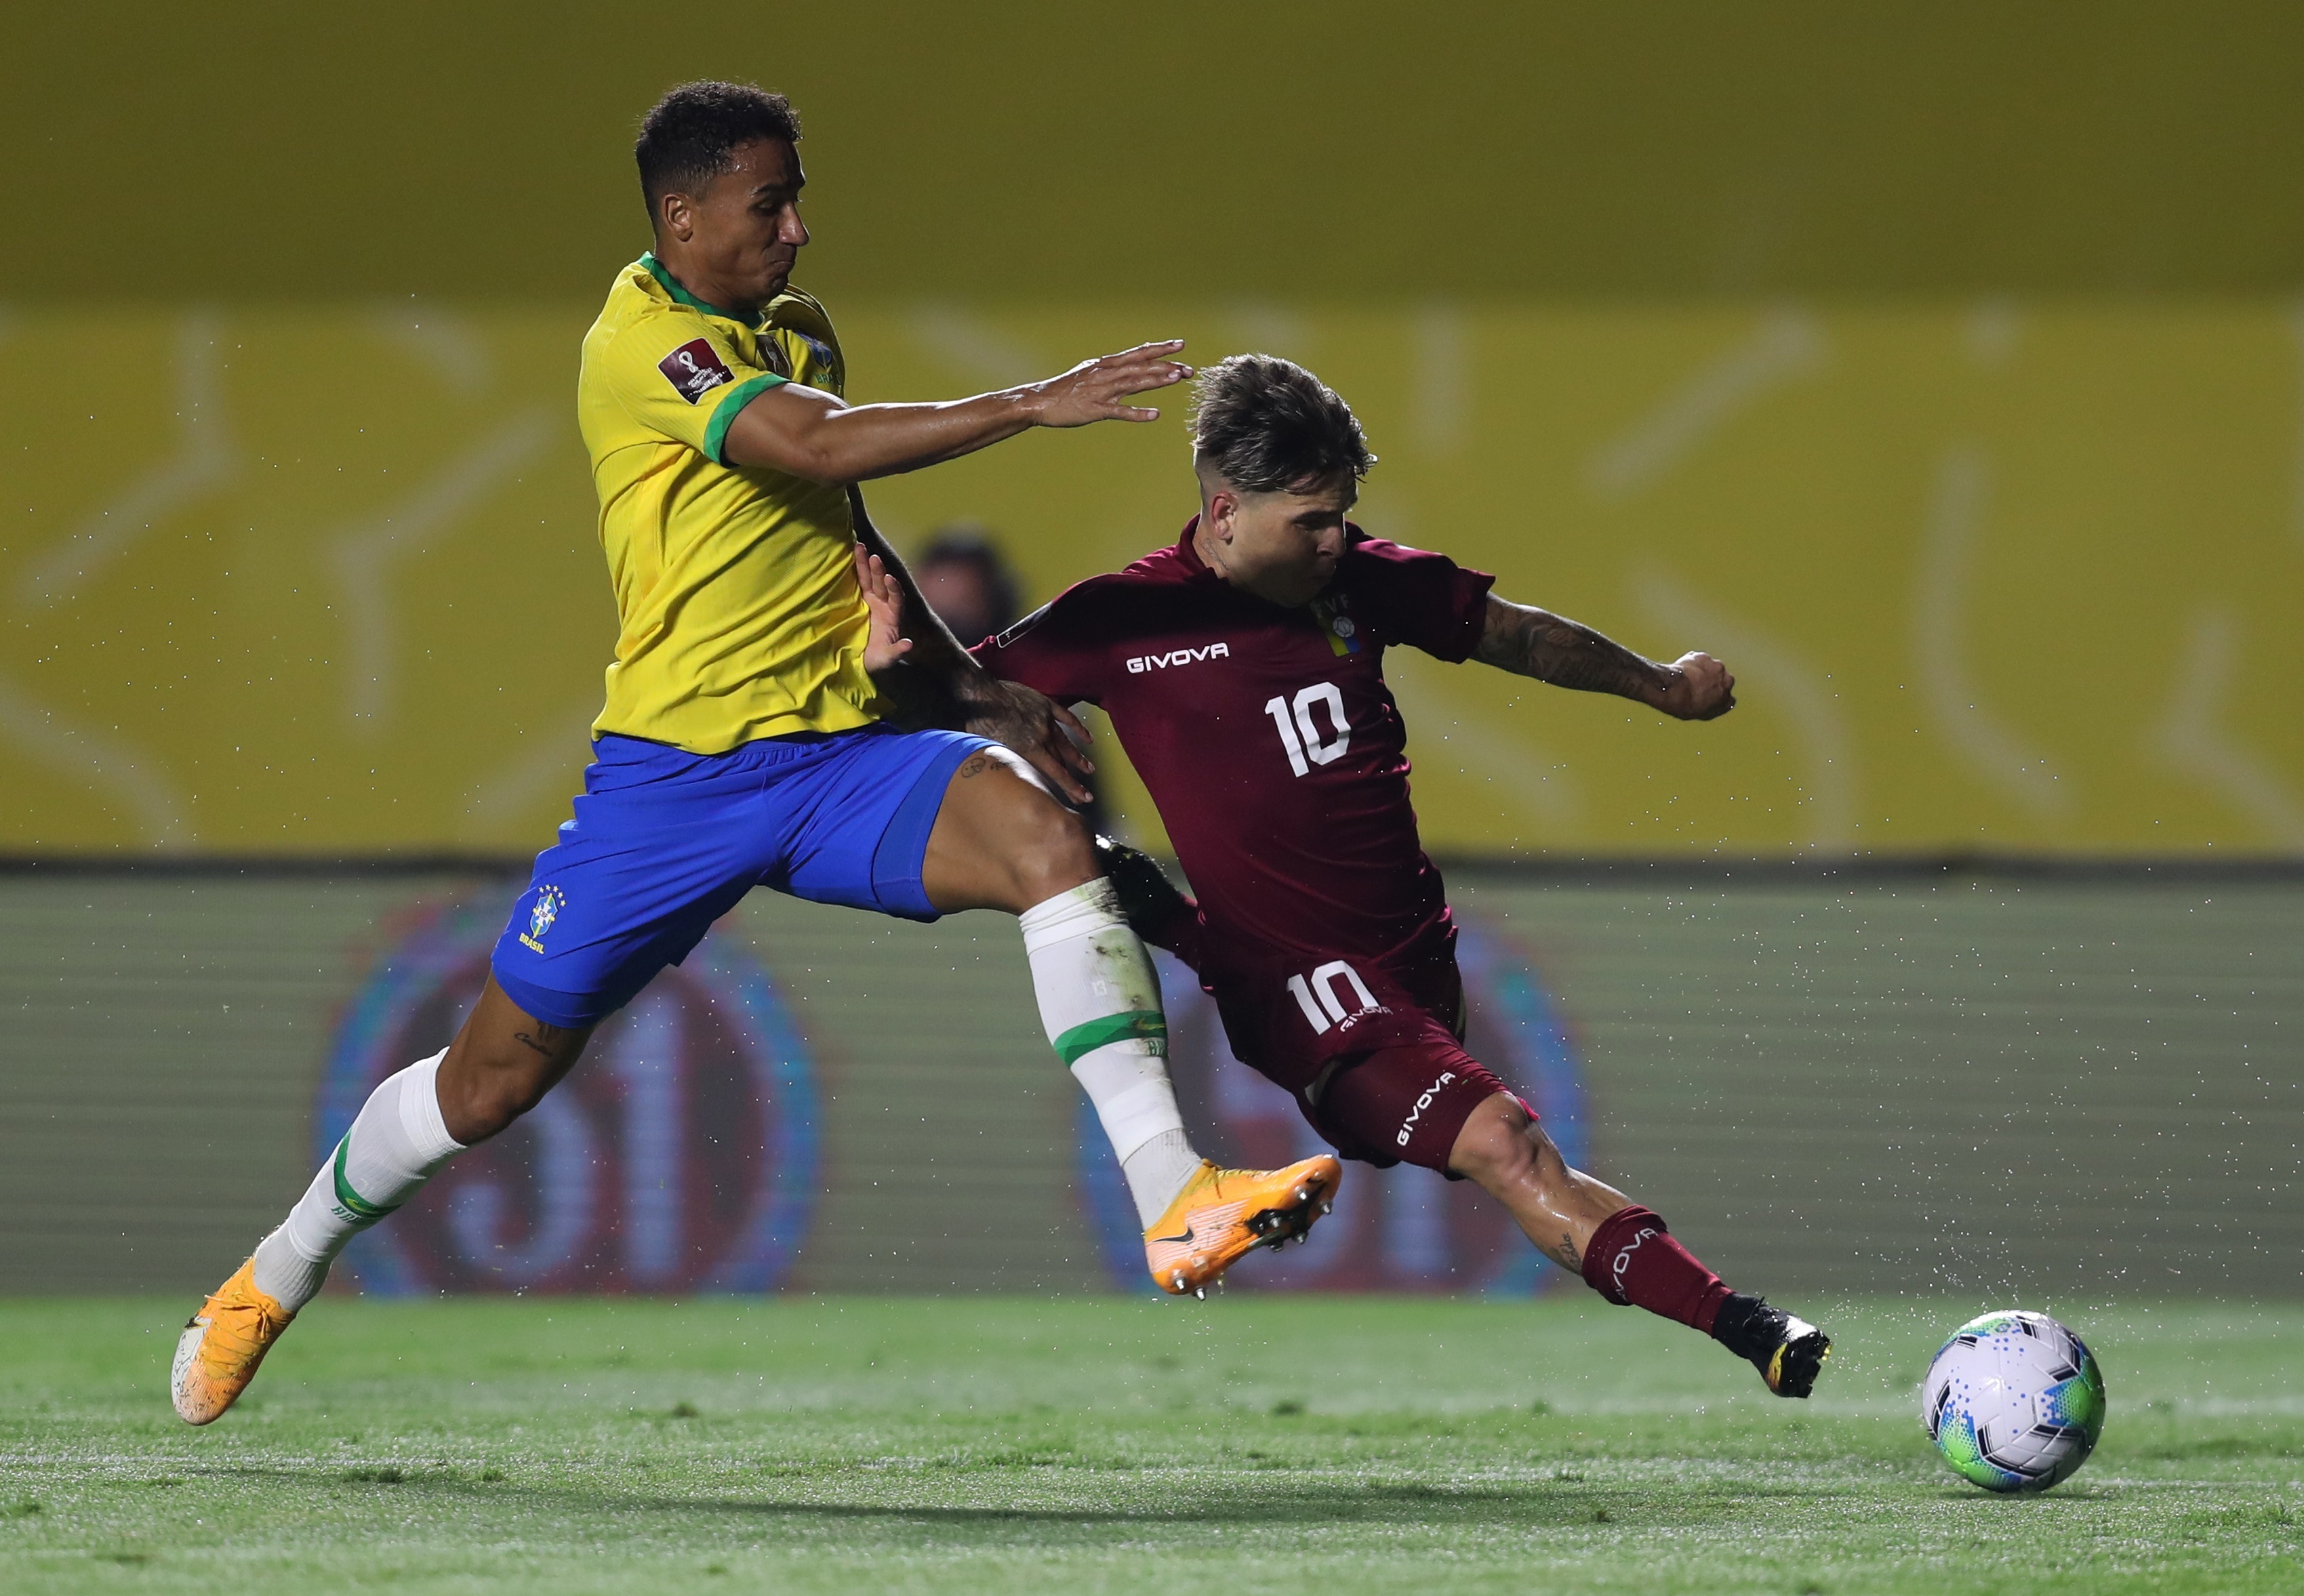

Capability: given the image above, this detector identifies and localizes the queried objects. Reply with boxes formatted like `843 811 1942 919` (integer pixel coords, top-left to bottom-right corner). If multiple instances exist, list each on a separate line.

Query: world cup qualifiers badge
657 337 734 403
520 885 565 953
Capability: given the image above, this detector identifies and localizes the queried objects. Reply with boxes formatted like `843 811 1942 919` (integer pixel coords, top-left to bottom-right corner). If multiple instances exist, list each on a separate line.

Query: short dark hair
636 81 801 221
916 525 1024 642
1188 354 1376 494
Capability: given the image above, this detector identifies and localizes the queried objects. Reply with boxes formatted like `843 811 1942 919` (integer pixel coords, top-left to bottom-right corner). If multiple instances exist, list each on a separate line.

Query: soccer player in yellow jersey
173 81 1337 1425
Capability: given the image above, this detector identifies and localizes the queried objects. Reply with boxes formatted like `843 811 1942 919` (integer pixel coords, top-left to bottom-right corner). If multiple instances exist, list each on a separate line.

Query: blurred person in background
915 525 1110 838
912 525 1023 650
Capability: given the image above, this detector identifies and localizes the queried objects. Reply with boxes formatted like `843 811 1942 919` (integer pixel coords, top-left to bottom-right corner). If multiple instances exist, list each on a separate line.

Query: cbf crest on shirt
576 254 878 755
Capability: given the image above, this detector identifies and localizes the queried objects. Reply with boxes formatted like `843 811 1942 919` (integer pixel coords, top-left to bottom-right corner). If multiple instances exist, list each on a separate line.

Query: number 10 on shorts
1264 682 1352 776
1287 960 1379 1034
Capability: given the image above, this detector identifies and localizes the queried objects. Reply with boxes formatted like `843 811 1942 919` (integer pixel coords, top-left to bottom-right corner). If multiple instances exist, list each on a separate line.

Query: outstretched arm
848 490 1095 802
719 341 1192 483
1474 594 1735 721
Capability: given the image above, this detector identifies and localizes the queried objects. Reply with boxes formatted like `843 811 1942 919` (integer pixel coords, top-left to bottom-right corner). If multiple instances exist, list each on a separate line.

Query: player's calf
1577 1204 1830 1397
1447 1093 1832 1398
434 981 594 1145
1445 1092 1630 1272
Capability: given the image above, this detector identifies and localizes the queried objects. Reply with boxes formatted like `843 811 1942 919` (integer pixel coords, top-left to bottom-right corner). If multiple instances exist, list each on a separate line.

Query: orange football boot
171 1257 295 1425
1144 1155 1342 1297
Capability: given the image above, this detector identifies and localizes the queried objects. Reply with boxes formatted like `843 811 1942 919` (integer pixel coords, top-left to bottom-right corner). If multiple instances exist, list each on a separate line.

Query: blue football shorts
491 724 990 1029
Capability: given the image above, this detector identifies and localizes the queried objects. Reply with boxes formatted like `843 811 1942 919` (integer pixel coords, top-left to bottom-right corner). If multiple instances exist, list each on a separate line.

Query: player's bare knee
451 1067 549 1144
1447 1092 1536 1189
1007 790 1097 905
440 1030 565 1144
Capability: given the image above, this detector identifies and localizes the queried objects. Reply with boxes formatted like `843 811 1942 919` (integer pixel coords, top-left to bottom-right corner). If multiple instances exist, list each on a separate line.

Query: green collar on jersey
639 252 755 325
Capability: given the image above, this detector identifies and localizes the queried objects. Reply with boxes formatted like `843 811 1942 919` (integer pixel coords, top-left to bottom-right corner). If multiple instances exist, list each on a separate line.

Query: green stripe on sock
1052 1009 1168 1065
331 1134 401 1222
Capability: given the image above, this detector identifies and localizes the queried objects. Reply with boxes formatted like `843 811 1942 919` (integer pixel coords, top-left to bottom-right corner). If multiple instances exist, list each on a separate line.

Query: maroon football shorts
1296 1034 1524 1174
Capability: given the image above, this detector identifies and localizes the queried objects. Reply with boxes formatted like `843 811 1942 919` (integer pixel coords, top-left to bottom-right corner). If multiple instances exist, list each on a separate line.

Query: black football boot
1710 1293 1832 1398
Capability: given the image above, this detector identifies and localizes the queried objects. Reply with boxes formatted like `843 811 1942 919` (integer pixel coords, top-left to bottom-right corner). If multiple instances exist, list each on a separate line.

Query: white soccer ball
1921 1309 2107 1493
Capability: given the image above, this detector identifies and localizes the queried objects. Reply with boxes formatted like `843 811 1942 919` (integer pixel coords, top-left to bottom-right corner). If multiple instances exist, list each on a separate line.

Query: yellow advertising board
2 300 2299 855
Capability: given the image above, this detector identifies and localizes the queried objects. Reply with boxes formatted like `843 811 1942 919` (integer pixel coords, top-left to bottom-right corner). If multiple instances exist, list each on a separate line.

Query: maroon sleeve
970 581 1116 704
1347 531 1495 663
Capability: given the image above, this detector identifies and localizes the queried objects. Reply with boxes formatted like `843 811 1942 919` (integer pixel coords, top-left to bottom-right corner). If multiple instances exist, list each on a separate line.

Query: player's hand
958 676 1096 804
1026 341 1193 428
1656 652 1735 720
853 546 914 674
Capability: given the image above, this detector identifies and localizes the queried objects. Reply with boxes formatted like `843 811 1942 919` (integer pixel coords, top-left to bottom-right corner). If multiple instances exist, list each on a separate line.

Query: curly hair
636 81 802 219
1188 354 1376 494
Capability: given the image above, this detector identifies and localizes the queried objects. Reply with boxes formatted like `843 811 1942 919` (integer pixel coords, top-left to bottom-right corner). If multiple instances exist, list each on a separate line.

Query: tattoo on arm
1476 595 1670 703
1554 1231 1584 1271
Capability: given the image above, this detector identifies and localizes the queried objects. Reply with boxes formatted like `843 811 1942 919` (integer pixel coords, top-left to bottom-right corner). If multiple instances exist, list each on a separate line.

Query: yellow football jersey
576 253 883 752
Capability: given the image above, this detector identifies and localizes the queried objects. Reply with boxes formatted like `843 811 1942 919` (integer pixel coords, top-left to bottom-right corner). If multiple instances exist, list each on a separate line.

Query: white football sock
249 1049 465 1311
1019 880 1203 1227
1121 1128 1203 1226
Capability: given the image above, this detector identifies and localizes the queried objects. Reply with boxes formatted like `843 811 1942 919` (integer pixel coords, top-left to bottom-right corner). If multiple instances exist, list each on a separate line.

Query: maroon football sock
1579 1205 1733 1334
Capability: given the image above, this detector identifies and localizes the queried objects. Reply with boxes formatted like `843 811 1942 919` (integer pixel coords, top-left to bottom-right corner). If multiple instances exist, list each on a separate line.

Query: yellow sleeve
599 310 788 466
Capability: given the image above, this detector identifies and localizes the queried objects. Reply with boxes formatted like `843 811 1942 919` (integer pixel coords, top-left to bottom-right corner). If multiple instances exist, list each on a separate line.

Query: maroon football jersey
975 520 1495 1088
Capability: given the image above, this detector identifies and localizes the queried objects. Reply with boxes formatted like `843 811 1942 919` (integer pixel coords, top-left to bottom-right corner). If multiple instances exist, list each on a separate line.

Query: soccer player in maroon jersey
960 354 1831 1396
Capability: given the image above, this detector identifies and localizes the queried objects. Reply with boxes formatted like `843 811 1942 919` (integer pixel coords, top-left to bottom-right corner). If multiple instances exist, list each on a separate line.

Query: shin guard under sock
1019 880 1200 1226
251 1049 466 1311
1579 1204 1733 1334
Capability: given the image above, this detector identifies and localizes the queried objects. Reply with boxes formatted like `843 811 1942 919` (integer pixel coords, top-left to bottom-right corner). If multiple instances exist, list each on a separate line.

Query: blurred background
3 2 2299 1299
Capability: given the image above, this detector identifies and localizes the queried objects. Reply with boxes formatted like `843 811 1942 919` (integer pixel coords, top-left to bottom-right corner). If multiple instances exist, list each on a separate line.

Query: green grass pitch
1 1295 2297 1593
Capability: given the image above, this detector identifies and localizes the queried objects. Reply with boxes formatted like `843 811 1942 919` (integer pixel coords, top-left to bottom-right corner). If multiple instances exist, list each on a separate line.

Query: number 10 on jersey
1265 683 1352 777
